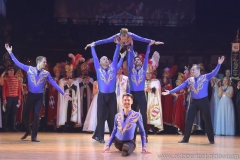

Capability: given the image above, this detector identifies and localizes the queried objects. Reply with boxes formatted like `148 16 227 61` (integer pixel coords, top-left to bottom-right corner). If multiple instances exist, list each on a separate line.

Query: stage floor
0 133 239 160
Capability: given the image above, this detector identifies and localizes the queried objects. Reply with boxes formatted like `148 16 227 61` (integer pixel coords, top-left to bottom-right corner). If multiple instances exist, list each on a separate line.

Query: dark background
1 0 240 76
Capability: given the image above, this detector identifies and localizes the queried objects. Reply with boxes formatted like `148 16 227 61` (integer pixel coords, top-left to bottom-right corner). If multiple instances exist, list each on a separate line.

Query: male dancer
162 56 225 144
102 93 150 156
5 44 71 142
85 28 164 50
127 41 155 142
91 40 126 143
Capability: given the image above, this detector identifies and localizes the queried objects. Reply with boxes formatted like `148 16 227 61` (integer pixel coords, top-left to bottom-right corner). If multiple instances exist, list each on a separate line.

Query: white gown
83 92 109 132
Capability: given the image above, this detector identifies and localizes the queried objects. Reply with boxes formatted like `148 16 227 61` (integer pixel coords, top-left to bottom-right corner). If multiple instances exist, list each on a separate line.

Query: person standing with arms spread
5 44 71 142
162 56 225 144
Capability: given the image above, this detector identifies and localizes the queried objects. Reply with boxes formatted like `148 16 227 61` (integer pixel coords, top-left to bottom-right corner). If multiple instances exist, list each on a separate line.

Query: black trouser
130 91 148 137
22 92 43 138
183 96 214 142
115 137 136 156
4 97 18 128
93 92 117 140
236 103 240 135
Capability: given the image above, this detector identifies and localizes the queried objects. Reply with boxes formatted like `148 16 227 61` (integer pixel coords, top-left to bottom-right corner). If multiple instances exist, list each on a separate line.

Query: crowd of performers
0 28 239 156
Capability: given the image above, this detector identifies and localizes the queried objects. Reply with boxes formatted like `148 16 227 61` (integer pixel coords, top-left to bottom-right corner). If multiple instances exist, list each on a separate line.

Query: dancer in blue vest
127 41 155 142
84 28 163 50
90 40 126 143
162 56 225 144
102 93 150 157
5 44 71 142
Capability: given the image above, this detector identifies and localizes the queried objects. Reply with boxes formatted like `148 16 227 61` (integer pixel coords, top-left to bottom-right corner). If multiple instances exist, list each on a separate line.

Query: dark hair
7 65 14 71
122 93 133 100
134 56 141 61
36 56 46 65
192 64 200 70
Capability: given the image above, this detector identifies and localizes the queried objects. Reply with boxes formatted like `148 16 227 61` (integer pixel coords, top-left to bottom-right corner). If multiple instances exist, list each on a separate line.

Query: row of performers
1 55 192 135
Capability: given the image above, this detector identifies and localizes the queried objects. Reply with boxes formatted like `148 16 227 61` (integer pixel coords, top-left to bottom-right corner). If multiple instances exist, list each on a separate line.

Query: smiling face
122 94 133 109
223 77 230 86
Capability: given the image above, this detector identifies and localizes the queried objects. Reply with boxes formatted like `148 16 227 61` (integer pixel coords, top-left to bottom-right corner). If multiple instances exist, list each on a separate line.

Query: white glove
120 51 126 58
162 90 170 96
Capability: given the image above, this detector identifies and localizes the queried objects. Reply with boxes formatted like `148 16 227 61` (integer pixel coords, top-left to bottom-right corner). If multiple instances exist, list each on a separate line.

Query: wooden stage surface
0 132 239 160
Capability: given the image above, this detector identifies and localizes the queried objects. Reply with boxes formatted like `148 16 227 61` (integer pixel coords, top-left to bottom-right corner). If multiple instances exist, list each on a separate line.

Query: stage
0 133 239 160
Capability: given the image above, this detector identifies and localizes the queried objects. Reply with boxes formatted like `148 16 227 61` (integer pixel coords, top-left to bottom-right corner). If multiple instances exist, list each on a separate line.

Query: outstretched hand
5 44 12 53
64 93 72 101
162 90 170 96
149 40 155 46
102 146 110 153
84 42 95 50
218 56 225 64
141 147 151 154
155 41 164 45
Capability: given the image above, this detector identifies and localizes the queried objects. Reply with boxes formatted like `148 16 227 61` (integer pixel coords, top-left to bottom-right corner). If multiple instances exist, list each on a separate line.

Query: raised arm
5 44 28 72
117 51 126 70
127 45 134 71
206 56 224 80
90 46 100 69
130 32 152 43
117 57 124 71
112 43 121 66
130 32 164 45
143 45 151 71
95 34 118 46
85 34 119 50
206 64 221 80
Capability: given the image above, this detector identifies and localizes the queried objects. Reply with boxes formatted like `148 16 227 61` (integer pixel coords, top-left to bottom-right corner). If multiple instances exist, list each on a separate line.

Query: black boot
3 115 8 132
11 116 19 132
